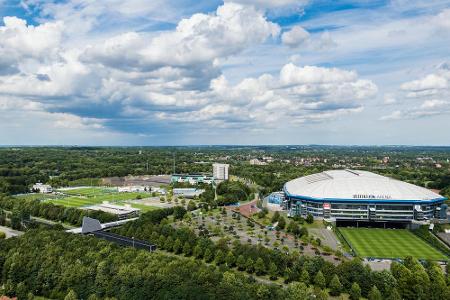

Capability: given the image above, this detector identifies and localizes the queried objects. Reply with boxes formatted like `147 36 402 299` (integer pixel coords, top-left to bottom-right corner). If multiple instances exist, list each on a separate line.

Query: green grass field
339 227 447 260
16 187 158 212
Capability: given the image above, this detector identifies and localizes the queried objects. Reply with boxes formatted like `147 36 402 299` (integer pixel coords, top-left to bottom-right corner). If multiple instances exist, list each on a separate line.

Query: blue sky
0 0 449 145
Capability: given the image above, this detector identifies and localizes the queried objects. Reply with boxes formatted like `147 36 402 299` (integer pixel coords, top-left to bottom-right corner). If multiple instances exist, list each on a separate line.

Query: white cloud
226 0 308 8
0 16 64 75
82 3 280 71
381 62 450 120
381 99 450 120
156 63 377 127
401 74 448 92
281 25 310 48
383 93 397 105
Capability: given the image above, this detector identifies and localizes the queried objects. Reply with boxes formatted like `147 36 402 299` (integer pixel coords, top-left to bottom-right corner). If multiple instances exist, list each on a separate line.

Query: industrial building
283 170 448 223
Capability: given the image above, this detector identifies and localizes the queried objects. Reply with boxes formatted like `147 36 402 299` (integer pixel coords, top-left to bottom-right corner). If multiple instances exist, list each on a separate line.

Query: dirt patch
235 200 259 217
102 175 171 187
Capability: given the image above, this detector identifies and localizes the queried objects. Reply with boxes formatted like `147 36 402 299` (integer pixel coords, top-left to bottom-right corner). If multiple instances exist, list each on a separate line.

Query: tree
214 250 225 265
329 274 343 296
164 236 174 251
300 269 310 284
204 248 214 262
158 235 166 248
246 258 255 273
287 221 299 235
299 227 308 237
271 211 280 223
255 257 266 276
276 216 286 230
183 241 192 256
285 282 314 300
187 201 197 211
173 239 182 254
314 287 328 300
306 213 314 224
193 244 203 259
173 206 187 220
268 262 278 280
349 282 361 300
226 251 236 267
64 290 78 300
368 286 382 300
428 265 447 300
236 255 246 271
386 288 402 300
314 270 326 289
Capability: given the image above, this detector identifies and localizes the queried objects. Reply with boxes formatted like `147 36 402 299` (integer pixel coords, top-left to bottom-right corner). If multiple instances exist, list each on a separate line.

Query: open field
339 227 448 260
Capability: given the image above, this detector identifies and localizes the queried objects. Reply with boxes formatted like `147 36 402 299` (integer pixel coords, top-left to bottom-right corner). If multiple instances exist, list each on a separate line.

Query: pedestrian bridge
66 216 156 252
66 216 138 234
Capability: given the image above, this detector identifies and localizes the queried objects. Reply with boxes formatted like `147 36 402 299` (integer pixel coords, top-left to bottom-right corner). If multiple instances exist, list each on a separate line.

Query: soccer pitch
18 187 157 212
339 228 448 260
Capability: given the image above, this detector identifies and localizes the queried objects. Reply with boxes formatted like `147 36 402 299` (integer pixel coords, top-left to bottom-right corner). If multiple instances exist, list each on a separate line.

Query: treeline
114 209 450 299
1 147 449 196
0 230 286 300
216 180 253 205
0 195 117 227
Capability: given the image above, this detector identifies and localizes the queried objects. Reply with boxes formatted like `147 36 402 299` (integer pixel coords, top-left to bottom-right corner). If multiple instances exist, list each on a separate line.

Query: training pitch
18 187 157 212
339 227 447 260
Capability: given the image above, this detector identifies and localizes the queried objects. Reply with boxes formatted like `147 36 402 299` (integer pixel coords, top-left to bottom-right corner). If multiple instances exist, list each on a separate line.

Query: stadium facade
283 170 448 223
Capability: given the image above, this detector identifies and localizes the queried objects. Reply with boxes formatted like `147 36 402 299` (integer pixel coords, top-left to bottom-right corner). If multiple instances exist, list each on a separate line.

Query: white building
87 202 140 219
32 183 53 193
173 188 205 198
118 186 149 193
213 163 229 180
249 159 267 166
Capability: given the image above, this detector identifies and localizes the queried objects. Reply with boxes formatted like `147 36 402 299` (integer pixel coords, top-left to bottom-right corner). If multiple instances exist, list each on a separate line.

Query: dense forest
0 207 448 299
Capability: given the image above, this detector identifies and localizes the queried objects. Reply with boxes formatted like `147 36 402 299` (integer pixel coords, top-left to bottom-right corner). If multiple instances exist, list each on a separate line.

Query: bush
0 231 5 239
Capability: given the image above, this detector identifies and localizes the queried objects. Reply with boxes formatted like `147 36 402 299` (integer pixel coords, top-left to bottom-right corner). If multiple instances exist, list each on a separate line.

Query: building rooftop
87 203 140 215
284 169 444 202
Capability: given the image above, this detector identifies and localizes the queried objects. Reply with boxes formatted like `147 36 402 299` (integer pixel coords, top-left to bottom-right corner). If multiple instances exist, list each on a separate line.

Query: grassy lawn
15 193 58 201
59 187 117 197
339 227 447 260
303 220 326 229
126 203 159 212
16 187 155 210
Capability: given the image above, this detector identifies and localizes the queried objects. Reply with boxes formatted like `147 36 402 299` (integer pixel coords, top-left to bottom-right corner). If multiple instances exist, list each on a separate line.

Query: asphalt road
0 225 24 238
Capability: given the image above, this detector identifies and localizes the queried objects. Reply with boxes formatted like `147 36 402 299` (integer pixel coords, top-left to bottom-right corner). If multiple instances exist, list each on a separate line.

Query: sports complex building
283 170 448 223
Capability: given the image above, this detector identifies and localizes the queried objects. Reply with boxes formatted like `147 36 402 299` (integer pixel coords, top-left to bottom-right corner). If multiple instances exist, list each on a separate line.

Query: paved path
309 228 341 251
0 226 24 239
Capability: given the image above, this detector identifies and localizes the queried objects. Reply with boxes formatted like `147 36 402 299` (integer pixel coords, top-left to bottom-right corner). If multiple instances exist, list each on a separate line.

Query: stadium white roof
284 170 444 202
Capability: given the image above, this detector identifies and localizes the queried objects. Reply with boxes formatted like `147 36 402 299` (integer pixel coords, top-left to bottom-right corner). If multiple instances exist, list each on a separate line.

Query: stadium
283 170 448 224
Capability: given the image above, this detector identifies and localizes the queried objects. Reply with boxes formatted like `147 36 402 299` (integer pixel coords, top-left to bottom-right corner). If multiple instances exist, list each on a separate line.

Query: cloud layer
0 2 377 139
381 62 450 120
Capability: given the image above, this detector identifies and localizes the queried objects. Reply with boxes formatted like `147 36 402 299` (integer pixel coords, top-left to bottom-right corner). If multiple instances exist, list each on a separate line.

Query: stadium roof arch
283 169 446 204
